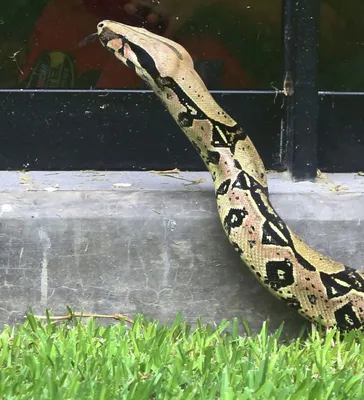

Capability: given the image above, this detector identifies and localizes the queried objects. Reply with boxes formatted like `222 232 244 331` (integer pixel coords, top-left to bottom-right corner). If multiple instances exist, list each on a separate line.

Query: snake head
97 20 193 87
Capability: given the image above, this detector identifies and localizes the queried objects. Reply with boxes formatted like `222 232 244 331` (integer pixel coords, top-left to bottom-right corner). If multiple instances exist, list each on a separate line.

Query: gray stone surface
0 171 363 335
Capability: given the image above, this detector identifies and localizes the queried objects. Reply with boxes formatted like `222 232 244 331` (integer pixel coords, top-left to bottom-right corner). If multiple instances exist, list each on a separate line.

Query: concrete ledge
0 171 363 334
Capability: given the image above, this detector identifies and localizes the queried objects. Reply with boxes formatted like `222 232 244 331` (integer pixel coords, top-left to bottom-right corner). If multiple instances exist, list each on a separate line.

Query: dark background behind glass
319 1 364 91
317 0 364 172
0 0 283 90
1 0 364 174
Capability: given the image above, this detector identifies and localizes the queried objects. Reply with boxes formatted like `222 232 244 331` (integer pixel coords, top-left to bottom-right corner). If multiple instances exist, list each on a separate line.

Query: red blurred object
19 0 254 89
20 0 150 88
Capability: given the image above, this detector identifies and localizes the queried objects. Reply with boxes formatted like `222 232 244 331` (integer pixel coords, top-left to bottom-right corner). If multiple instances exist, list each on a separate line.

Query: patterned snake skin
97 20 364 331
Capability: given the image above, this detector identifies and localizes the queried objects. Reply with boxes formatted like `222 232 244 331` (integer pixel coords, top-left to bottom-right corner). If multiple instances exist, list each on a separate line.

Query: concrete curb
0 171 363 334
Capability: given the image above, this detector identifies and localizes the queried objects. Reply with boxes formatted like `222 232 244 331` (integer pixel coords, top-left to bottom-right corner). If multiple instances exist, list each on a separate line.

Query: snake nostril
98 22 104 28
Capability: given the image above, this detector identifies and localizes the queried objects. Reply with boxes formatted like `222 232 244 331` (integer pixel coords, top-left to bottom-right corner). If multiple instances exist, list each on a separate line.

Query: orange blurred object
20 0 255 89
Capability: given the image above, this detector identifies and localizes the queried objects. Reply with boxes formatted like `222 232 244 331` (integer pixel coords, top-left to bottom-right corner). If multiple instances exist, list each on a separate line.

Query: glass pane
319 1 364 91
0 0 282 90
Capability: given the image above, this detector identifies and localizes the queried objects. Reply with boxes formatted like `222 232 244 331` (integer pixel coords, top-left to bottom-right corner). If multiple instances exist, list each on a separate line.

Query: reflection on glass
319 1 364 90
0 0 282 90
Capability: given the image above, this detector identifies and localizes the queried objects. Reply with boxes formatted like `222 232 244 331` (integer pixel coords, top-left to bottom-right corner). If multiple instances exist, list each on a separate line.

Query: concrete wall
0 171 363 335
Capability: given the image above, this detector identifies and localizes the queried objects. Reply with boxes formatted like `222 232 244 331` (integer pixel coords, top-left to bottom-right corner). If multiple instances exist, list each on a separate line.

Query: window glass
319 1 364 91
0 0 283 90
318 1 364 173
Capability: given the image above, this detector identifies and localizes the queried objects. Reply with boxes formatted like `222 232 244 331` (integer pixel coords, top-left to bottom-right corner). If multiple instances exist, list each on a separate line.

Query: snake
96 20 364 332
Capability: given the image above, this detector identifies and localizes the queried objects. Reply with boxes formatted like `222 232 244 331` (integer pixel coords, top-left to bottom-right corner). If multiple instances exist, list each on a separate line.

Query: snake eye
98 22 104 28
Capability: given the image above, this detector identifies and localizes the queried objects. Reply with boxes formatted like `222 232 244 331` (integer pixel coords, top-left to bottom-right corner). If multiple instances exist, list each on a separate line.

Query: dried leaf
151 168 180 175
184 178 204 186
330 184 348 192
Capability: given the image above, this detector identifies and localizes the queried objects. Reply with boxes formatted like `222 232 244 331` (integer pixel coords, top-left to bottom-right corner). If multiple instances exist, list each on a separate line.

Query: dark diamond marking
266 259 294 291
334 303 362 331
178 111 193 128
223 208 248 234
207 150 220 165
216 179 231 196
320 272 352 299
336 267 364 293
262 221 289 247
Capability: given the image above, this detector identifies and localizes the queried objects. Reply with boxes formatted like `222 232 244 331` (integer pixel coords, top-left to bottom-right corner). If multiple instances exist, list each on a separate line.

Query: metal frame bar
283 0 319 181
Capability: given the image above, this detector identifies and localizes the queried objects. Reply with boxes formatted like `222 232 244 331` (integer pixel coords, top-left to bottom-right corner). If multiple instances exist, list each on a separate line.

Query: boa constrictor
96 20 364 332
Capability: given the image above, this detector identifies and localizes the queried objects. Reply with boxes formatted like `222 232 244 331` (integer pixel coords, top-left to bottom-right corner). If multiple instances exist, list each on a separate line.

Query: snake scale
96 20 364 331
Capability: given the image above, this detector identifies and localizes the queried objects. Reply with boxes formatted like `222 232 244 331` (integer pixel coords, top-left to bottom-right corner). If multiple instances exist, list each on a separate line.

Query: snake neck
150 73 268 190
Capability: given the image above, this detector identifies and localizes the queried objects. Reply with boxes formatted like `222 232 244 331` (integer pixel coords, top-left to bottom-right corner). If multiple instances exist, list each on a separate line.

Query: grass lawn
0 310 363 399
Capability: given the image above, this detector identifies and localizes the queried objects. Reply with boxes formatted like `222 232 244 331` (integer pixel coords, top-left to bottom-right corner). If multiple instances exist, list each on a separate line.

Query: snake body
97 20 364 331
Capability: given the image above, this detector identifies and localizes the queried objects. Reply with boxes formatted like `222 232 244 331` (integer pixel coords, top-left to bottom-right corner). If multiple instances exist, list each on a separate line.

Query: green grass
1 311 363 399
